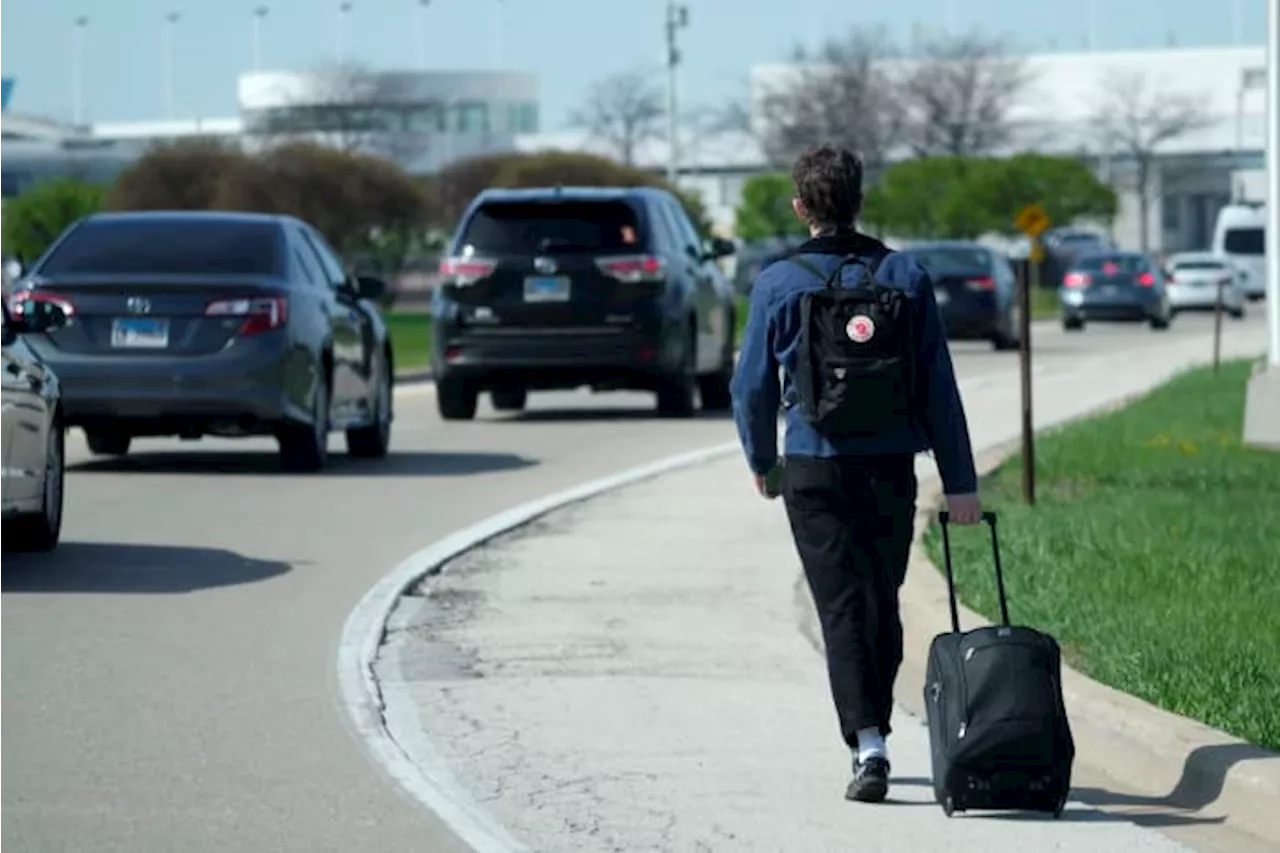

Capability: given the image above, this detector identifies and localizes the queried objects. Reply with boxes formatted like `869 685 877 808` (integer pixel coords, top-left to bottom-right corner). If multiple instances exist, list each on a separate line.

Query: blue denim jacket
729 232 978 496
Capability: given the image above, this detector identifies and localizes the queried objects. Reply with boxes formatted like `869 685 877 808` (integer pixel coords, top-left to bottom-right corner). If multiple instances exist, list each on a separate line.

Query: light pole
493 0 505 71
336 2 353 63
252 6 269 72
416 0 430 69
71 15 89 127
1265 0 1279 367
162 11 180 119
664 2 689 186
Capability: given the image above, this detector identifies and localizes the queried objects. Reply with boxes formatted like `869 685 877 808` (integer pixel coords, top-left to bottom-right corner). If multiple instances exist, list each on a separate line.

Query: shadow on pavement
1068 741 1279 825
1 542 291 594
508 407 734 423
975 805 1224 830
68 450 537 477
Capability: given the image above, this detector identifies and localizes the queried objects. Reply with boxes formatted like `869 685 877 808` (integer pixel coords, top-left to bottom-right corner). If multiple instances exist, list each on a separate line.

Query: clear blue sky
1 0 1269 129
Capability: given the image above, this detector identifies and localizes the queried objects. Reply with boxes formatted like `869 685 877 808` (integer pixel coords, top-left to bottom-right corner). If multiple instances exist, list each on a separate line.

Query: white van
1211 204 1267 300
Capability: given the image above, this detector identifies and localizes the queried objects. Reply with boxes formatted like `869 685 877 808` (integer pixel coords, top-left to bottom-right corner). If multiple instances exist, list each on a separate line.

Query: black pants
782 453 918 751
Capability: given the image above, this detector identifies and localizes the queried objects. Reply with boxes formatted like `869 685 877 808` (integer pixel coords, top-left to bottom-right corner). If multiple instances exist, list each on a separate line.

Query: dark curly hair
791 145 864 232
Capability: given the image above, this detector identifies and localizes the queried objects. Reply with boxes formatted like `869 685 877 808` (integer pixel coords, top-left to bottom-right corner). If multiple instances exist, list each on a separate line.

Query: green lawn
384 310 432 374
923 360 1280 750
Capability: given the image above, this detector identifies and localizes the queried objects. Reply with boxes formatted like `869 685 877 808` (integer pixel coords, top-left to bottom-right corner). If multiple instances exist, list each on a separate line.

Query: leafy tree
2 177 106 265
107 138 247 211
734 173 807 242
862 154 1116 240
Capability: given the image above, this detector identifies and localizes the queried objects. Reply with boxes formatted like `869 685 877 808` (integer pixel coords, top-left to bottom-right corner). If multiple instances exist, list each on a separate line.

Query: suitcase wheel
1052 796 1067 819
942 795 956 817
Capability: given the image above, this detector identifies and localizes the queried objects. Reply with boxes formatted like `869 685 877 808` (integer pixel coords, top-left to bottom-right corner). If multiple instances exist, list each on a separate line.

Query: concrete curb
890 404 1280 847
336 441 741 853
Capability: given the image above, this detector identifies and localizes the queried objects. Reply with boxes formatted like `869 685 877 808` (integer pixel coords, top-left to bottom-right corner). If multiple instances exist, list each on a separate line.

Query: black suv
431 186 738 419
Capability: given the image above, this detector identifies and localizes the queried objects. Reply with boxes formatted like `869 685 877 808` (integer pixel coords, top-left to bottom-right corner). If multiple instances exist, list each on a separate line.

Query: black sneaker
845 756 890 803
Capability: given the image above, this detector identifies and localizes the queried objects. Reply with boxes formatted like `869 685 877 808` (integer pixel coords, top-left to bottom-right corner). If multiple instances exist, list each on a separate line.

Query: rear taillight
595 255 666 283
964 276 996 291
1137 271 1156 287
9 289 76 318
439 256 497 286
1063 272 1091 288
205 296 288 336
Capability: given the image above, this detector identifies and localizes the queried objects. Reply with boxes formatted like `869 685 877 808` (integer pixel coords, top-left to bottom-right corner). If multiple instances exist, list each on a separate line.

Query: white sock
856 727 887 763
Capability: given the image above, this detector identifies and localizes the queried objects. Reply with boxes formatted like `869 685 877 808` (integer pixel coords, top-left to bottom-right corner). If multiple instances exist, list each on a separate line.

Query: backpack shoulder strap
787 255 828 283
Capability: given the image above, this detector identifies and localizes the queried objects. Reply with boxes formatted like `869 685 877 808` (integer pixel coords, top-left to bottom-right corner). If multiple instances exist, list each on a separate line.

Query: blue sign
1 78 13 111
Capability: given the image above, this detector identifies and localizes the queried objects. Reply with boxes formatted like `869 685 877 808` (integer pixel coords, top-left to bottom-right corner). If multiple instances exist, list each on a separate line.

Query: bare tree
897 31 1035 157
1089 69 1213 251
250 62 429 167
569 70 665 166
754 27 903 171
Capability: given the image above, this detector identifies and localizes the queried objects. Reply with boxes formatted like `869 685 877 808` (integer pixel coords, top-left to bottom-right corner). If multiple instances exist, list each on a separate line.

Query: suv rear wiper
537 237 591 252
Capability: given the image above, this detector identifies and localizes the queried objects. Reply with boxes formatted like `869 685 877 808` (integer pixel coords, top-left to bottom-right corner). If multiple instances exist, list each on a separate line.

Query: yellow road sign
1015 204 1051 237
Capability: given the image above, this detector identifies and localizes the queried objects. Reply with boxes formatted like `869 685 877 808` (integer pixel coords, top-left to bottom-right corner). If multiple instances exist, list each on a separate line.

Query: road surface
1 312 1264 852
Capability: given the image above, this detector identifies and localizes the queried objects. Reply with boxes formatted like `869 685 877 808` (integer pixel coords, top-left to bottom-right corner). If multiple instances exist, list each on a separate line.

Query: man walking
730 145 982 804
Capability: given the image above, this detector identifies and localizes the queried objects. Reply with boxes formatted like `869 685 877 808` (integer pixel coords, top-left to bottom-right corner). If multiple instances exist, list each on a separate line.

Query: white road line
335 441 742 853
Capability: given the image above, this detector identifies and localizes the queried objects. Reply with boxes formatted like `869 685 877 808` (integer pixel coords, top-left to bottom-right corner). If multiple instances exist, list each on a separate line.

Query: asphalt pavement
0 311 1265 852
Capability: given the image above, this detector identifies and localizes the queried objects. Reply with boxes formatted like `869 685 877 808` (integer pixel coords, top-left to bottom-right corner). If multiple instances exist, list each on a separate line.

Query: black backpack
788 252 917 437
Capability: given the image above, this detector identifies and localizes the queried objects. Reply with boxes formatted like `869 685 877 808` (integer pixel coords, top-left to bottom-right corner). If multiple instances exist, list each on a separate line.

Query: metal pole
163 12 180 120
664 3 687 186
71 16 88 127
1266 0 1279 367
417 0 430 69
337 2 352 62
493 0 505 70
1020 246 1037 505
253 7 268 72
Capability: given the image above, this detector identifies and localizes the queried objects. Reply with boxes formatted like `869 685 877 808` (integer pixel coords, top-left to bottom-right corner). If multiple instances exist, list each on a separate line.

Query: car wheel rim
377 368 391 442
45 429 62 530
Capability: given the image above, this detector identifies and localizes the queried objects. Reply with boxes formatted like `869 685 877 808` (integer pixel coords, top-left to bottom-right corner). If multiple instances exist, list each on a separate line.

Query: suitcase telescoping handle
937 510 1011 633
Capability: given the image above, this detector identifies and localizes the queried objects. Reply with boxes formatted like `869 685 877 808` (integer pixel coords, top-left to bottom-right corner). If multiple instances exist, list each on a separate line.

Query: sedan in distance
6 211 395 472
1164 252 1246 319
1059 252 1173 332
902 241 1021 350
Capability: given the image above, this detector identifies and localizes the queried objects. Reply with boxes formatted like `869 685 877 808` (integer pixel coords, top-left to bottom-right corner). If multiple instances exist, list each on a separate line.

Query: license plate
1102 286 1117 295
111 317 169 348
934 288 950 305
523 275 570 303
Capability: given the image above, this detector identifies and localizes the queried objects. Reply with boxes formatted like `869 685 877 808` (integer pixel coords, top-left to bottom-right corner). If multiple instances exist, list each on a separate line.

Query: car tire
3 413 65 553
279 374 329 472
656 328 696 418
491 388 527 412
1062 317 1085 332
1230 305 1246 320
85 429 131 456
698 325 735 412
347 351 392 458
437 377 478 421
1150 314 1171 331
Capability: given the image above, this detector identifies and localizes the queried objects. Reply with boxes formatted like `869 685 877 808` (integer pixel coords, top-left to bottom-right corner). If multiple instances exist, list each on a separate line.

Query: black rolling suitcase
924 511 1074 818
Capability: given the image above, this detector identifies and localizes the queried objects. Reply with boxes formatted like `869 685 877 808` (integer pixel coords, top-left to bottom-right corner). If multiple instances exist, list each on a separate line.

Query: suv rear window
1223 227 1264 256
40 219 282 276
1073 254 1146 274
906 247 991 275
459 201 643 254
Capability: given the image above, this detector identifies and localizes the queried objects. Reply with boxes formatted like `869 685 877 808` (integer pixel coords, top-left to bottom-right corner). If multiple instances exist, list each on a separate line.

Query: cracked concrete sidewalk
373 325 1270 852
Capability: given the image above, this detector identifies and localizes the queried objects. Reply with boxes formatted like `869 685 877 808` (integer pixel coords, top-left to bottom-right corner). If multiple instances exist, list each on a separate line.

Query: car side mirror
4 259 23 281
704 237 736 260
354 275 388 301
13 299 69 335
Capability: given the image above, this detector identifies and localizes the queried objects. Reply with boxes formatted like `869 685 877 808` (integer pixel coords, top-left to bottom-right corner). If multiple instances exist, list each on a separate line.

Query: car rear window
907 247 991 275
40 219 282 276
1223 227 1264 256
1073 255 1146 274
459 201 643 254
